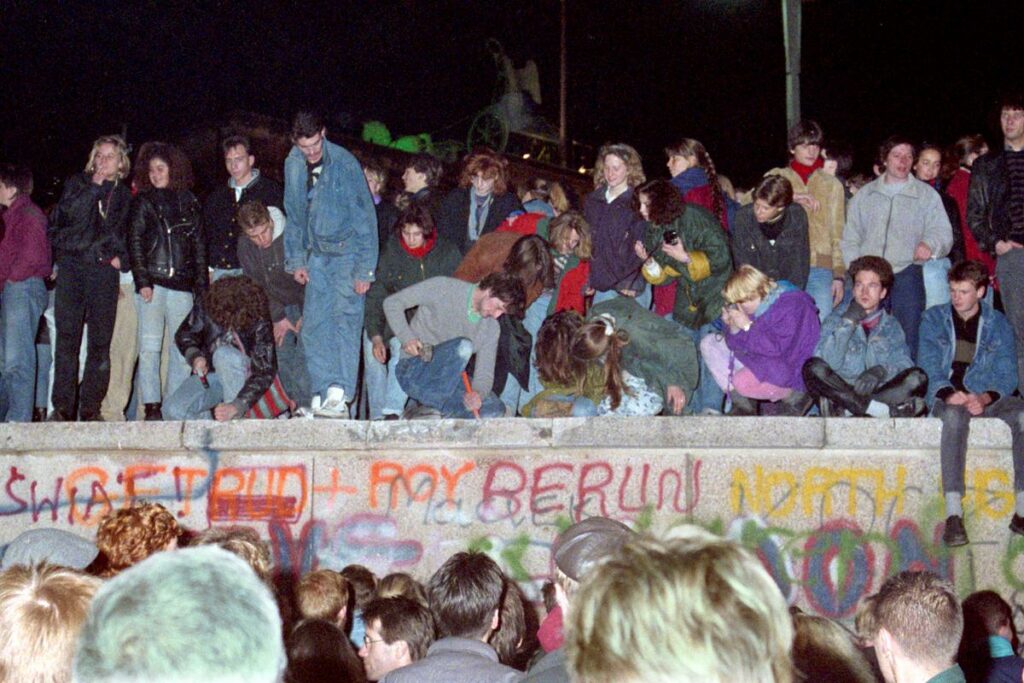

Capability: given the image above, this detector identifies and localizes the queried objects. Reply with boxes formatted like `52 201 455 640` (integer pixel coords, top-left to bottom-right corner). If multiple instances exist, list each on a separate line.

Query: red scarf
790 157 824 184
400 232 436 259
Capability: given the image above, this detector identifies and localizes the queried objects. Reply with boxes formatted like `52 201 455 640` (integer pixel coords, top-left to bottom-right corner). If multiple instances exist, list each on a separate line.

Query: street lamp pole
782 0 802 130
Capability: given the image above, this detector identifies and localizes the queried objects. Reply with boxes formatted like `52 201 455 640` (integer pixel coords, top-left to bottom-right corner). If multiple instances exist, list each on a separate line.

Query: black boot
32 407 47 422
144 403 163 421
777 391 813 417
729 394 760 416
802 358 868 416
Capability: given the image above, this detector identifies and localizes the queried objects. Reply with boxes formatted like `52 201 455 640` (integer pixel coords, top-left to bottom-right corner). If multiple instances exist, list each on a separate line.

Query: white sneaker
313 387 348 418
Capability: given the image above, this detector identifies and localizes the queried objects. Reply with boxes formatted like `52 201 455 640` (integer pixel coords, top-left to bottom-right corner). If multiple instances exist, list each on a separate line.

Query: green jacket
642 204 732 330
589 297 699 411
364 238 462 342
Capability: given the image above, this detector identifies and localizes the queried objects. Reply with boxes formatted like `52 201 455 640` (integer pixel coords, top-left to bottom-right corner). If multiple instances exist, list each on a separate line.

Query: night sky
3 1 1023 196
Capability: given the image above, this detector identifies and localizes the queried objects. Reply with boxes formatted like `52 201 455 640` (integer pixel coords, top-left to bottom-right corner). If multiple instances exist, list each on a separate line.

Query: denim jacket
918 301 1017 407
815 309 913 384
283 139 378 281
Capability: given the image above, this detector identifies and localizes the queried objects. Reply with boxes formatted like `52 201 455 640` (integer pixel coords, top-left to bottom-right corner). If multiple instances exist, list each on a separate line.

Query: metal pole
559 0 568 167
782 0 802 130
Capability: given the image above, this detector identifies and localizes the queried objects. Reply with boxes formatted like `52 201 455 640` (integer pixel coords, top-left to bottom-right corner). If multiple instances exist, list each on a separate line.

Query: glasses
363 635 385 647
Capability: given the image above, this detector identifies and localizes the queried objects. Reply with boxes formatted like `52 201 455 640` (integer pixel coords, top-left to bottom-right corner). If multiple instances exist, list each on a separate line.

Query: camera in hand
662 230 680 245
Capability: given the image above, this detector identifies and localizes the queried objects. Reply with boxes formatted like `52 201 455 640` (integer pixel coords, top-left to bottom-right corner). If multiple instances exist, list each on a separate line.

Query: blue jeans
686 323 725 414
277 304 311 409
302 253 363 399
396 337 505 418
136 286 193 404
805 267 836 323
592 286 651 310
888 264 925 362
363 333 406 418
923 258 952 309
500 292 551 415
163 346 249 420
0 278 48 421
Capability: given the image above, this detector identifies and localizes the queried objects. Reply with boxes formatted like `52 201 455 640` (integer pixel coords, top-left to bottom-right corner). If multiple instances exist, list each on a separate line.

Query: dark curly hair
133 141 195 192
202 276 270 331
633 179 685 225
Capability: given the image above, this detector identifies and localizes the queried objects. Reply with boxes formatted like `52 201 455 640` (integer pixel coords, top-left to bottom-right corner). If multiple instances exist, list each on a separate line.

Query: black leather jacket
967 149 1024 253
174 300 276 415
130 188 207 292
48 173 131 265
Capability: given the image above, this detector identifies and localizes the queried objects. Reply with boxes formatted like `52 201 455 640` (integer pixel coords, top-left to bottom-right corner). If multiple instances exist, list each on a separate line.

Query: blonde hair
548 211 593 260
191 526 273 583
0 563 102 683
296 569 350 624
723 264 777 305
95 502 180 577
84 134 131 180
573 317 631 410
567 524 794 683
592 143 646 190
376 572 428 607
791 612 877 683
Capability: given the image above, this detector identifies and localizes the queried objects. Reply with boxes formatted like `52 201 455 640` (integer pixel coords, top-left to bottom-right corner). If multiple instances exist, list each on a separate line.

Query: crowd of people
0 501 1018 683
3 99 1024 542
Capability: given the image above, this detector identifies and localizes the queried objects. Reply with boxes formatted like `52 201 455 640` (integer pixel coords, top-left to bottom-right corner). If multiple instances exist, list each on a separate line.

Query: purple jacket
0 195 51 289
583 186 647 292
726 284 820 391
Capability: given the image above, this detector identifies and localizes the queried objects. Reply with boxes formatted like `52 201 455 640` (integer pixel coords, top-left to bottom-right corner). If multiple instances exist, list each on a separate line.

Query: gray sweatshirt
383 276 500 395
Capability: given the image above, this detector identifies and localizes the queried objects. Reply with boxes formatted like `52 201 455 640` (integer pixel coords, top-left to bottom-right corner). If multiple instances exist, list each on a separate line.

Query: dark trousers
802 357 927 416
933 396 1024 494
888 264 924 361
52 258 118 417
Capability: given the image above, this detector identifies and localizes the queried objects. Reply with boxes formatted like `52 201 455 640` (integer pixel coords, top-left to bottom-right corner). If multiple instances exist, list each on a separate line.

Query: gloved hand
854 365 887 396
842 299 869 324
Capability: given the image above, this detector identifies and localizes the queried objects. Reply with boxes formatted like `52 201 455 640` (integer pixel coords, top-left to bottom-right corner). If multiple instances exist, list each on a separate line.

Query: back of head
535 310 585 387
363 596 436 661
0 563 101 683
95 502 180 577
427 551 505 640
376 572 428 607
959 589 1017 678
572 316 630 410
285 619 366 683
504 234 555 291
340 564 377 611
191 525 273 583
488 578 528 667
567 524 793 683
297 569 351 623
873 570 962 673
791 612 876 683
73 546 285 683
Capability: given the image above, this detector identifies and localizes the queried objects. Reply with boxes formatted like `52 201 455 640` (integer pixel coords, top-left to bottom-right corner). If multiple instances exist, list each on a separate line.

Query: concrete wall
1 416 1022 622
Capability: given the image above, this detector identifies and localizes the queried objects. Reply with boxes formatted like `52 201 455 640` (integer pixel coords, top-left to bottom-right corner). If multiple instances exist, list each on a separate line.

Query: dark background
2 0 1022 196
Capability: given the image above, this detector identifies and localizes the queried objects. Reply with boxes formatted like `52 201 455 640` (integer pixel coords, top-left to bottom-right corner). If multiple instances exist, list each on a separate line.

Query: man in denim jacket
284 111 378 417
918 260 1024 547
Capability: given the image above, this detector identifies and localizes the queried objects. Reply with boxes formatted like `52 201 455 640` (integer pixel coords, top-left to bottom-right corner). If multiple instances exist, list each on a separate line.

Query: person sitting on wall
918 259 1024 547
802 255 928 417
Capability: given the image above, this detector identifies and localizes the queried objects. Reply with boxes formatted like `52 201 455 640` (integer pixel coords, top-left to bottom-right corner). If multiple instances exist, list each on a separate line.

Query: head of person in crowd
751 174 794 225
0 162 33 208
535 310 585 388
202 274 271 332
359 596 435 681
999 91 1024 147
541 581 557 614
551 516 636 617
402 153 443 195
74 546 286 683
572 313 631 411
870 570 962 683
567 524 794 683
394 204 436 251
787 119 824 165
85 134 131 183
855 593 880 648
363 158 388 202
476 271 527 320
951 133 988 169
548 210 592 259
0 528 98 572
286 619 366 683
948 259 989 320
849 255 894 317
663 137 725 219
633 178 685 224
459 147 509 198
341 564 378 612
877 135 917 184
846 172 872 195
822 141 855 180
791 610 877 683
959 590 1020 682
504 234 555 299
593 143 645 192
222 134 256 186
238 200 278 250
292 110 327 165
488 578 529 668
376 572 428 607
0 563 102 683
133 141 195 192
520 177 571 216
191 525 273 584
95 501 181 578
717 173 737 200
723 264 779 319
296 569 351 629
913 143 946 186
427 551 506 641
